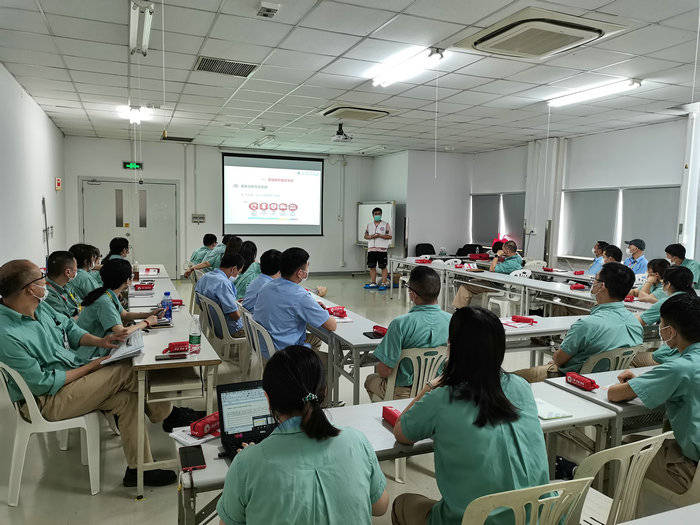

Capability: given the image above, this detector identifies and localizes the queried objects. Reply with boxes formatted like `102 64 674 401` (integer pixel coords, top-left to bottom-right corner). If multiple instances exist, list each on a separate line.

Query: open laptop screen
220 387 274 435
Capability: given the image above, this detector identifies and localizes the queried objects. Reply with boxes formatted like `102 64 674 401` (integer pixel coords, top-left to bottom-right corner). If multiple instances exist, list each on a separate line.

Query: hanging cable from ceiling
691 1 700 104
434 75 438 181
161 0 166 127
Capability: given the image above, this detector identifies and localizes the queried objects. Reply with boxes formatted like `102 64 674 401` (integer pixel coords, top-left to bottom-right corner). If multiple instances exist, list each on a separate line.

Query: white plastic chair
525 259 548 271
237 305 264 379
579 345 642 374
487 269 531 317
369 346 447 483
461 477 594 525
571 431 674 525
0 362 101 506
247 316 278 362
187 270 198 314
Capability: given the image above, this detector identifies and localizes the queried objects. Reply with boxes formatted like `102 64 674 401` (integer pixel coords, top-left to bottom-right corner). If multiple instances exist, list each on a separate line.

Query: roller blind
621 187 680 258
502 192 525 248
471 194 499 245
559 189 618 257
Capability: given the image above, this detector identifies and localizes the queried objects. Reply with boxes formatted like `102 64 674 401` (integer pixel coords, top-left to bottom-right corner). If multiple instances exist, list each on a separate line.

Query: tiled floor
0 275 671 523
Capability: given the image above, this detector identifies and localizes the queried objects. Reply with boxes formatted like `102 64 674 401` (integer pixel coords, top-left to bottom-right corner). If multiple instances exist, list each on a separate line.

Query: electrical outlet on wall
191 214 206 224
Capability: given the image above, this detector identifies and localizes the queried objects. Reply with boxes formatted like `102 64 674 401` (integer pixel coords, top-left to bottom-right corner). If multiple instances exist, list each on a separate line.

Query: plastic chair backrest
188 271 198 314
415 243 436 257
194 269 205 281
196 293 245 362
383 346 447 400
0 362 48 425
248 317 278 360
524 259 548 270
510 269 531 279
572 431 674 525
462 477 594 525
444 259 462 267
579 345 642 374
237 305 262 365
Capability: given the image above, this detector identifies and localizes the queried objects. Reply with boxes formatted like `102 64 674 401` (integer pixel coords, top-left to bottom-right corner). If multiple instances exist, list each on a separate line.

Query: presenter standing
364 207 392 290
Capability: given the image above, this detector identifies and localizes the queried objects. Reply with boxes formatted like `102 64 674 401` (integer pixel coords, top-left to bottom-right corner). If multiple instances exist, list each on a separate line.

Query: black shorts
367 251 388 269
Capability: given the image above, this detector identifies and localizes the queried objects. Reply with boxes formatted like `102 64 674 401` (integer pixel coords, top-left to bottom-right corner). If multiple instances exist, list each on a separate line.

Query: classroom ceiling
0 0 698 155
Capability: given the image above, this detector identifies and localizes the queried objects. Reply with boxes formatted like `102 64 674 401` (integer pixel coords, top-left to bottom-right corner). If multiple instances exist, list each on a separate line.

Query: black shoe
123 467 177 487
162 406 207 433
554 456 578 480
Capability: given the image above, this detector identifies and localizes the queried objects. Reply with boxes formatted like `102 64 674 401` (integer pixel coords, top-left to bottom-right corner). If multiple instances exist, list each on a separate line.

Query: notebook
536 398 572 420
102 330 145 364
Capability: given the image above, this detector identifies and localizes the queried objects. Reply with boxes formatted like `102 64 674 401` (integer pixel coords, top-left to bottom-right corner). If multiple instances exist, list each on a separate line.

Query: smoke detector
332 123 352 143
257 2 280 18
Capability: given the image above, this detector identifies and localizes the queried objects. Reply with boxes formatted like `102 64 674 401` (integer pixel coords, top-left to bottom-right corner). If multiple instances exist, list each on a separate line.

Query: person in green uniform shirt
609 294 700 494
44 250 81 319
86 244 103 285
515 262 643 383
189 233 217 266
234 240 261 299
392 307 549 525
665 243 700 289
68 243 102 301
102 237 130 264
628 258 669 304
637 266 696 327
365 266 451 400
453 240 523 308
78 258 162 341
216 345 389 525
185 234 241 277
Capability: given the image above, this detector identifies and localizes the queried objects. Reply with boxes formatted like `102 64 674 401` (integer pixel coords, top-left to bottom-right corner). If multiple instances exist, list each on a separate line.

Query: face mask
590 282 600 297
300 268 309 282
32 284 48 303
591 248 596 255
658 325 674 344
626 248 632 256
67 270 76 282
374 215 382 221
667 258 675 265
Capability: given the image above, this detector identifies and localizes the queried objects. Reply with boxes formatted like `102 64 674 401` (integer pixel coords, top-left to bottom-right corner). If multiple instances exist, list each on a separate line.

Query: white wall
0 64 65 266
63 137 375 273
472 146 527 194
370 152 408 256
565 120 685 190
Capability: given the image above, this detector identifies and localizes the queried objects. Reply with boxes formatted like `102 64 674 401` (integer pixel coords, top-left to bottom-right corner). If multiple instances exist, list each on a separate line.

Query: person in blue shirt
102 237 130 264
253 247 336 360
603 244 623 264
585 240 609 275
194 252 245 337
609 294 700 494
623 238 648 274
242 249 281 314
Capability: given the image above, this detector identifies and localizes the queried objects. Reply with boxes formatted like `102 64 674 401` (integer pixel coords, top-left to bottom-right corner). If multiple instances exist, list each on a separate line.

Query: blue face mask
373 215 382 221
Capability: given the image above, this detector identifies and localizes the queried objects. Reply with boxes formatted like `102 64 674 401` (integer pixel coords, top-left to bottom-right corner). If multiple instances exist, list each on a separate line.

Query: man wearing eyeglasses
365 266 451 400
0 259 202 487
514 262 643 383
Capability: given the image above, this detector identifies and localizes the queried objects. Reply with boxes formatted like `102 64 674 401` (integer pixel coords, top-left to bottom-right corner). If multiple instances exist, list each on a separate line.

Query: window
502 193 526 247
621 187 680 258
471 192 525 247
558 189 618 257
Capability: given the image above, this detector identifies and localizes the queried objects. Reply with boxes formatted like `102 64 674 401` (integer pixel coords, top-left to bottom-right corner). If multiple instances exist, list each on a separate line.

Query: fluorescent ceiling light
129 1 155 56
129 3 139 53
117 105 153 124
547 79 641 107
365 47 447 88
141 7 153 55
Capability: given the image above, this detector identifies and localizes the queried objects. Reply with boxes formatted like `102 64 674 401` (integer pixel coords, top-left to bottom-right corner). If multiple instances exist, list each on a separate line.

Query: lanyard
47 309 71 350
47 280 80 314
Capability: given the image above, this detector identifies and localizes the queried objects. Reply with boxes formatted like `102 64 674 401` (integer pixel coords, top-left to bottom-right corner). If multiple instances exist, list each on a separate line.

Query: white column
679 113 700 258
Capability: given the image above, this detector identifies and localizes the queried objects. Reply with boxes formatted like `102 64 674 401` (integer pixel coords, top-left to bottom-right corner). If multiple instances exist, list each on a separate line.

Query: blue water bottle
161 291 173 321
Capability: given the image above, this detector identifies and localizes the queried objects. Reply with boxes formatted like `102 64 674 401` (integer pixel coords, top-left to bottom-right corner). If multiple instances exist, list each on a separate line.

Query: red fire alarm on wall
55 178 62 191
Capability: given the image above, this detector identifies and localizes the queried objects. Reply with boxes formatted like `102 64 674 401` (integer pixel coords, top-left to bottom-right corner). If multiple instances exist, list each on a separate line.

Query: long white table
175 382 616 525
503 315 582 366
128 278 182 308
137 263 170 280
620 503 700 523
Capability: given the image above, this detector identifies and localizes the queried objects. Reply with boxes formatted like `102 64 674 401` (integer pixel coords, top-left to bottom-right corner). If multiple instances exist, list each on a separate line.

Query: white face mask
300 268 309 283
626 248 632 256
658 325 674 345
32 284 48 303
667 258 675 266
590 281 601 298
591 248 597 256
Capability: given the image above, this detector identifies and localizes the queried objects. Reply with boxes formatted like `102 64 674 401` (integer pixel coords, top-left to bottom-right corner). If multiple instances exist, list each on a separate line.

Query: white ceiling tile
282 28 361 56
335 90 390 104
282 95 326 108
168 0 222 10
151 5 216 36
242 79 296 94
0 47 63 67
252 66 312 84
188 70 248 88
517 85 572 100
3 63 70 81
425 72 490 90
441 90 500 105
592 56 680 77
334 0 413 10
0 8 47 33
482 96 537 109
300 1 395 36
381 96 433 109
210 14 291 47
644 64 695 86
399 84 460 100
306 72 364 89
595 25 695 55
71 70 126 87
432 51 483 73
471 79 535 95
265 49 334 69
0 30 57 53
550 72 624 89
546 0 610 7
343 38 413 62
180 94 228 106
200 39 271 63
139 50 197 70
75 84 127 97
508 65 580 84
222 0 318 25
623 84 691 102
63 56 128 75
39 0 127 24
405 0 511 26
46 15 126 45
420 101 472 114
597 0 698 23
545 47 633 69
183 84 239 98
648 40 697 63
321 57 375 77
457 57 533 78
54 37 124 61
150 31 204 55
293 85 346 99
19 77 74 92
370 15 464 46
477 0 586 27
660 10 698 32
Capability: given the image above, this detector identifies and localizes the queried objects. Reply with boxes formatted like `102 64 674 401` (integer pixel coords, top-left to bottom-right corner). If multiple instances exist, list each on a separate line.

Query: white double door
82 179 178 276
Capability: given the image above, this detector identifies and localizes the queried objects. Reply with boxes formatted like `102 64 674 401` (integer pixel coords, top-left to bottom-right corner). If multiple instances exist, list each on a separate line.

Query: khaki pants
513 362 561 383
392 493 437 525
631 352 658 367
364 373 411 401
624 436 697 494
37 362 172 468
453 284 490 309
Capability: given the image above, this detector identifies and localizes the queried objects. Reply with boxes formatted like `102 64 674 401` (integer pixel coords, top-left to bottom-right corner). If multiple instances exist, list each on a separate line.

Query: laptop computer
217 381 277 459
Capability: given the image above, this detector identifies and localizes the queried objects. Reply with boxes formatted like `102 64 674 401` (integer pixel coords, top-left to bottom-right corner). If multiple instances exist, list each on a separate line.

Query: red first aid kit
382 406 401 427
455 264 464 268
190 412 220 438
570 283 586 290
327 306 347 318
624 295 635 302
415 258 432 264
542 267 554 272
573 270 585 275
373 325 387 336
134 283 154 291
468 253 490 261
172 299 183 307
566 372 599 391
165 341 189 353
144 267 160 273
512 315 537 325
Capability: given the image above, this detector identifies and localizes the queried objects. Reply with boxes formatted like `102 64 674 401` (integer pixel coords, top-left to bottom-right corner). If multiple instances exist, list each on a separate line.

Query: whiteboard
357 201 395 247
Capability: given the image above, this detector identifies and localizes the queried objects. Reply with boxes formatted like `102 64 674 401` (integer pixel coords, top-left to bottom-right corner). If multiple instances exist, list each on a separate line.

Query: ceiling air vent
455 7 625 59
320 105 390 121
194 56 257 77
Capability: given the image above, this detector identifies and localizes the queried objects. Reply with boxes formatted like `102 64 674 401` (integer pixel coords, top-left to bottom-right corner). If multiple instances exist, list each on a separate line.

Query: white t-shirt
365 221 391 252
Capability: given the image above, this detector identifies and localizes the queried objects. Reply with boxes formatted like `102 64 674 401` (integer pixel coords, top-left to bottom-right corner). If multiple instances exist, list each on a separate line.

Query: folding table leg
136 369 146 499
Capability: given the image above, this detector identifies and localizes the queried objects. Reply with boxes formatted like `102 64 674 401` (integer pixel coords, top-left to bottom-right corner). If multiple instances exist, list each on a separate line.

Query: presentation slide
223 154 323 235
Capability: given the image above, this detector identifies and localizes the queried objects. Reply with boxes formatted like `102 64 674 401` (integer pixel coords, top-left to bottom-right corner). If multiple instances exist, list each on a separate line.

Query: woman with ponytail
102 237 130 264
78 259 162 345
639 265 696 327
392 307 549 525
216 345 389 525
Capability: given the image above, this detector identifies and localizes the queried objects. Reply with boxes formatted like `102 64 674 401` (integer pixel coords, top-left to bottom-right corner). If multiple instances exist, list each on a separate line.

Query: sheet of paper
169 426 219 446
536 398 572 420
101 330 144 365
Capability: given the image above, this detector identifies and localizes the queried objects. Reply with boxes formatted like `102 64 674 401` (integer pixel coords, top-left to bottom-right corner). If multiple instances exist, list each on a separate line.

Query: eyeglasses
22 272 47 289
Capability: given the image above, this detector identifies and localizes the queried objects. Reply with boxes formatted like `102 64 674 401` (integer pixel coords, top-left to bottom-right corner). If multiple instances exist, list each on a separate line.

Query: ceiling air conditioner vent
320 105 390 121
195 56 257 77
455 7 625 59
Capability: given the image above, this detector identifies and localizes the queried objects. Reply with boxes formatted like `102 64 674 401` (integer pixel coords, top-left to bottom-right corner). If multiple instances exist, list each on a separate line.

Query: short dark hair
87 245 101 260
203 234 217 246
603 245 622 262
408 266 441 302
220 252 244 270
596 241 609 250
69 243 92 269
103 237 129 264
665 243 686 260
441 307 518 427
0 259 39 297
503 240 517 253
372 207 382 214
492 241 504 252
280 247 310 278
82 258 132 307
239 241 258 273
47 251 76 278
263 345 339 440
663 266 696 296
260 249 282 276
647 258 670 277
224 235 243 256
660 294 700 343
598 262 635 300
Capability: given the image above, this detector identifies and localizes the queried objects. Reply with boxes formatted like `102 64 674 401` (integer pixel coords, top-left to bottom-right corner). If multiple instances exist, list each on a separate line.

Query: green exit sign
123 161 143 170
